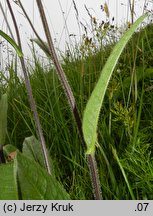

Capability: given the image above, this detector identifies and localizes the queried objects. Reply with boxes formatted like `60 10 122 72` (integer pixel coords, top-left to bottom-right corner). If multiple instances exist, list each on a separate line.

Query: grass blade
0 94 8 145
0 30 23 57
31 38 50 57
82 14 147 154
112 147 135 199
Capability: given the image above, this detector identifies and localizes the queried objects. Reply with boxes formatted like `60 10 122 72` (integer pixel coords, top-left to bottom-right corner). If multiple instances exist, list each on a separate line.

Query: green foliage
31 38 50 57
0 11 153 200
0 136 70 200
0 163 18 199
0 30 23 57
111 102 134 136
3 144 17 162
112 147 135 199
15 151 70 200
82 15 147 155
22 136 53 173
122 143 153 199
0 94 8 145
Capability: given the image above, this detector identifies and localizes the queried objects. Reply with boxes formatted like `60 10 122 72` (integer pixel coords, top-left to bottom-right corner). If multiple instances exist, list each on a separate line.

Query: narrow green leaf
0 30 23 57
16 151 70 200
22 136 53 174
112 147 135 199
0 163 18 200
31 38 50 57
0 94 8 145
82 15 147 154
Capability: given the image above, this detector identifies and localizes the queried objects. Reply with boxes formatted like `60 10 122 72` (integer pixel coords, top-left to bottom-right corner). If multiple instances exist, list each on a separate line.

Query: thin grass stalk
6 0 51 175
57 0 73 47
35 0 102 199
132 40 145 152
17 1 46 49
0 2 14 39
131 0 135 24
129 0 135 24
0 2 18 75
112 147 135 199
72 0 82 41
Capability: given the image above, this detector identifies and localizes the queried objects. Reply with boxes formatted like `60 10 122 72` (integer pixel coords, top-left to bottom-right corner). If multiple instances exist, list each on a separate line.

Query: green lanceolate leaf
82 14 147 155
16 151 70 200
0 94 8 145
0 162 18 199
0 30 23 57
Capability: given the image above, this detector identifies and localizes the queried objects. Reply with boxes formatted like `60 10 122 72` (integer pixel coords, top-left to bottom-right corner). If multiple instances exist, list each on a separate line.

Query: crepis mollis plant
0 12 147 200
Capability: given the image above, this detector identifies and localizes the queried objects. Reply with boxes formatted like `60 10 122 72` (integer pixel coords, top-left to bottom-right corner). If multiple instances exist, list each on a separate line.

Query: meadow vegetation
0 1 153 199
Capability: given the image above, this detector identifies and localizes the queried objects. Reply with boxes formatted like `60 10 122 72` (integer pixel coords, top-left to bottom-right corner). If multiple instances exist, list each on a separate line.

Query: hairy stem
35 0 102 199
6 0 51 175
35 0 85 149
86 154 102 199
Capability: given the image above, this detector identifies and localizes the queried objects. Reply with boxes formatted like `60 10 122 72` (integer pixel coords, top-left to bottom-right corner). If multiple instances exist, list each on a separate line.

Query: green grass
1 20 153 199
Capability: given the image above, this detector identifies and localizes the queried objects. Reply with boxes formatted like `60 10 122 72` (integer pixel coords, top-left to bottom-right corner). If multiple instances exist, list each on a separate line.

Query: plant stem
0 2 14 40
35 0 84 149
131 0 135 24
6 0 51 175
86 154 102 199
129 0 135 24
17 0 46 49
35 0 102 199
